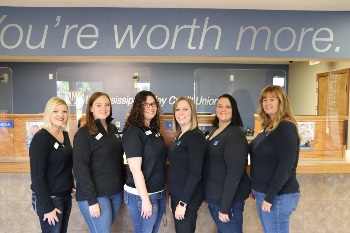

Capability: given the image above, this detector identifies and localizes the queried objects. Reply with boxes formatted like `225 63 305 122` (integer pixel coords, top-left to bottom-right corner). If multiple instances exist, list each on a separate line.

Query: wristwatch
179 201 187 207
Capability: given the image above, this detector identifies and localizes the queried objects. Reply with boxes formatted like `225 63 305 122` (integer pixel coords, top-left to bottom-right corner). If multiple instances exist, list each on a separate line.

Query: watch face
179 201 186 207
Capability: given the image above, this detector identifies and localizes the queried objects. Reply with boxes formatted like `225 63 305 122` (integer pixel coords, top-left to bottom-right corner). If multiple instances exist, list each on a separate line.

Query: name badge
145 130 152 135
95 133 103 140
54 142 59 149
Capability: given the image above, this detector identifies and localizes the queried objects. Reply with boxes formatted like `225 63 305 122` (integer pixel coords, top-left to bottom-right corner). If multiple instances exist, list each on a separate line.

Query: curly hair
123 90 161 132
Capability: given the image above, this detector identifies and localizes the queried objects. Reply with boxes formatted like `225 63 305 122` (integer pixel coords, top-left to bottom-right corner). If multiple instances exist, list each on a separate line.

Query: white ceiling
3 0 350 11
1 0 349 64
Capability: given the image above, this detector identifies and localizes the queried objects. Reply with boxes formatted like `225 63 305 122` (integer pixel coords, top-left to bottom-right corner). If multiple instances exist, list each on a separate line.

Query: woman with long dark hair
203 94 251 233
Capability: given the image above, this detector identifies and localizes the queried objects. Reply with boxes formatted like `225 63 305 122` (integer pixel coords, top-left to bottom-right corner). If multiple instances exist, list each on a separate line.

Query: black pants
170 193 204 233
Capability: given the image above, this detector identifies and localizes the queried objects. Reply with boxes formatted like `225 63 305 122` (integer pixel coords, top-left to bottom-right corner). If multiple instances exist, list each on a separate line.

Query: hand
89 203 101 218
250 191 256 200
71 188 76 199
175 204 186 220
262 200 272 212
141 199 153 219
218 212 230 223
43 208 62 226
168 196 172 213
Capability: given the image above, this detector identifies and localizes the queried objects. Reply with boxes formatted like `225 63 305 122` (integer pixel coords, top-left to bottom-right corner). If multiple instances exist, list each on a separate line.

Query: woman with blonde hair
167 97 206 233
30 97 74 233
250 85 300 233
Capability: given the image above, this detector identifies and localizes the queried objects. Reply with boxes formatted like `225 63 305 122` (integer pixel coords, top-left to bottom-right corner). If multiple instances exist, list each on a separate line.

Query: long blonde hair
258 85 299 136
41 97 70 131
172 97 198 132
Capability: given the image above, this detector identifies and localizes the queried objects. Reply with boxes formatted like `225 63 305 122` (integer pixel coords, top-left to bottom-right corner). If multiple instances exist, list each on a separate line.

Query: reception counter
1 114 350 233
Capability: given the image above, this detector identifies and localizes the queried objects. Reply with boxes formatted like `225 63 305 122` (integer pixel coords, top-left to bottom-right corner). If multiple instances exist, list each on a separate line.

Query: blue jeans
124 190 166 233
252 190 300 233
77 192 123 233
207 201 245 233
32 192 72 233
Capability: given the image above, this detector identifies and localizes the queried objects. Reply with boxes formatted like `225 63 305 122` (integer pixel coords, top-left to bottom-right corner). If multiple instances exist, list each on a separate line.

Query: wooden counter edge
2 162 350 174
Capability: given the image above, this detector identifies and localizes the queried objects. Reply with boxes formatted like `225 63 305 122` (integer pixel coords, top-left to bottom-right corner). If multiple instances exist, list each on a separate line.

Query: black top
167 127 206 204
122 125 168 193
73 117 125 205
203 125 251 214
250 120 300 204
30 129 74 214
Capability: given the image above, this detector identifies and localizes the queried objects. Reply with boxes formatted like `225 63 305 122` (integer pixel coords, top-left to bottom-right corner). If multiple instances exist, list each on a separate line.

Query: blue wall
2 62 288 129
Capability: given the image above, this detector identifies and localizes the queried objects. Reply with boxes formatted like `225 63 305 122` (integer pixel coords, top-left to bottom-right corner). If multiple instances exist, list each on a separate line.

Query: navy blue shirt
203 125 251 214
250 120 300 204
30 129 73 214
167 127 206 204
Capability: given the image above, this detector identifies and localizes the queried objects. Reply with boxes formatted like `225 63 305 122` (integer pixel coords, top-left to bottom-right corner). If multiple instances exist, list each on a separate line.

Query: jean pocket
291 192 300 212
124 191 129 205
31 192 37 213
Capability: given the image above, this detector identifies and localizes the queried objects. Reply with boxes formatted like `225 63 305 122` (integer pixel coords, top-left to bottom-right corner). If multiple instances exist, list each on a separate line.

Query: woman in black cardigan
30 97 74 233
167 97 206 233
203 94 251 233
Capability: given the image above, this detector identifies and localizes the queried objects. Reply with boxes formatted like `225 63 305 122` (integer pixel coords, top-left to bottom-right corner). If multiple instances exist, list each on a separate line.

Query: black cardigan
250 120 300 204
203 125 251 214
30 129 74 214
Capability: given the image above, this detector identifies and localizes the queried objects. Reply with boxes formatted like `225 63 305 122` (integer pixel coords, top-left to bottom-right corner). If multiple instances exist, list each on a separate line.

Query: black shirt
122 125 167 193
203 125 251 214
250 120 300 204
73 117 125 205
167 128 206 204
30 129 74 214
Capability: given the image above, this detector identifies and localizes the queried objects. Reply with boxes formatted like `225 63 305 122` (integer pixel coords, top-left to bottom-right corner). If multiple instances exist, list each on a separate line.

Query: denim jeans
124 189 166 233
77 192 122 233
32 192 72 233
207 201 245 233
252 189 300 233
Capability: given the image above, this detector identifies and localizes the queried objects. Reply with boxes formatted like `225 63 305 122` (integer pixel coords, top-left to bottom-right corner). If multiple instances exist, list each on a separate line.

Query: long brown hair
258 85 299 136
123 90 161 132
85 92 112 135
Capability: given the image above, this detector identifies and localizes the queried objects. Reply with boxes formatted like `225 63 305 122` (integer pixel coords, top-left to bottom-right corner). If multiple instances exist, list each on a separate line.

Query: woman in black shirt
30 97 74 233
73 92 125 233
250 85 300 233
122 90 168 233
203 94 250 233
168 97 206 233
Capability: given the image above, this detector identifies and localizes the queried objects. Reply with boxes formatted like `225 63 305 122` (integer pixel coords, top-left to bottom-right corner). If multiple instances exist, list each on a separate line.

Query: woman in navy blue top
250 85 300 233
167 97 206 233
203 94 250 233
30 97 74 233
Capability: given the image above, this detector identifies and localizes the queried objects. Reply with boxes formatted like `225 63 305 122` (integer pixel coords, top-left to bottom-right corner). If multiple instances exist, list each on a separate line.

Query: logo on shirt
176 141 181 146
213 141 219 145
